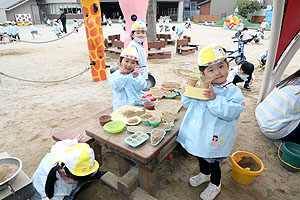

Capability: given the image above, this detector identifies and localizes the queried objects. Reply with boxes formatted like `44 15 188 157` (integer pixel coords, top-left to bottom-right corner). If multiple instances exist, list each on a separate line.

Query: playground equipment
225 37 246 65
223 15 243 31
119 0 149 52
80 0 107 81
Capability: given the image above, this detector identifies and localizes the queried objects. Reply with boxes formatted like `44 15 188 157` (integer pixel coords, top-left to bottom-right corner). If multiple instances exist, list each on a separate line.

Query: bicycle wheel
235 56 246 65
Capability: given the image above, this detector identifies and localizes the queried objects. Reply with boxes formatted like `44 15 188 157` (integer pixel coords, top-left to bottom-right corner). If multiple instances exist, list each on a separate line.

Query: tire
235 56 246 65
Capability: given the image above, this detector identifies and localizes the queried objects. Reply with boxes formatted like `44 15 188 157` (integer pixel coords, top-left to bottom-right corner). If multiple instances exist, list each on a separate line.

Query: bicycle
224 37 246 65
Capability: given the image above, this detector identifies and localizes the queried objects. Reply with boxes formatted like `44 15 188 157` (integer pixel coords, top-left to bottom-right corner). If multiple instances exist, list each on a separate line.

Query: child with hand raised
109 47 147 111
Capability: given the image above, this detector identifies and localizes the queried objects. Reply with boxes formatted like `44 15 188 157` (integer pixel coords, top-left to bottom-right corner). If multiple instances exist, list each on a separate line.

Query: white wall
210 0 238 16
6 0 39 22
0 9 7 22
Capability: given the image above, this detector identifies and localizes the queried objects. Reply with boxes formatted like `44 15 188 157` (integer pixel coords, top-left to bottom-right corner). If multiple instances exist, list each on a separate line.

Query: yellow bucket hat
120 47 139 61
131 19 147 32
52 143 99 176
198 44 227 66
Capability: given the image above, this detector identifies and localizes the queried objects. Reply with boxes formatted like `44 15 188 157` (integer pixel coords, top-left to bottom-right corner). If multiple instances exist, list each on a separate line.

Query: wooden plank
129 187 157 200
117 166 139 195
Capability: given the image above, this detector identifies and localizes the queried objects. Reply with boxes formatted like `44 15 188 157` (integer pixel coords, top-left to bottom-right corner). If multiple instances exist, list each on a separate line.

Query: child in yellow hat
30 133 106 200
108 47 147 111
177 44 246 200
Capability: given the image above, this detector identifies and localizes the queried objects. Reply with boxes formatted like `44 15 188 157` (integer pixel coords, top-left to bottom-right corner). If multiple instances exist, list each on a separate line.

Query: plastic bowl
164 92 177 99
103 120 126 134
141 114 152 125
149 116 161 128
99 115 112 126
144 101 155 110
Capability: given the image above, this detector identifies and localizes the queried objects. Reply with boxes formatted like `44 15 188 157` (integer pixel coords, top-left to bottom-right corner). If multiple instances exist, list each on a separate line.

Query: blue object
134 98 150 106
226 37 246 65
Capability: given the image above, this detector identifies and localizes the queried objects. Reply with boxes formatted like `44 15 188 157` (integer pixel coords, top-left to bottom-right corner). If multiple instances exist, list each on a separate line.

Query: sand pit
0 22 300 199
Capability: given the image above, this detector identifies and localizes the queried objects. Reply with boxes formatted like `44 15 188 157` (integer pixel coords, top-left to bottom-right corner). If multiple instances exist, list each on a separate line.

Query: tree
236 0 261 16
146 0 157 42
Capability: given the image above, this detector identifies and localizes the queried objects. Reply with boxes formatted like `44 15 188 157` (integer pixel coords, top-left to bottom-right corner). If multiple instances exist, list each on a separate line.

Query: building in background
0 0 41 24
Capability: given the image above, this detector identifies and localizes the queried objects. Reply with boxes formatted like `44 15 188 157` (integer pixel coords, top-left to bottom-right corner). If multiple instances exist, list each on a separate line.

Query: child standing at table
128 19 150 80
108 47 147 111
177 44 245 200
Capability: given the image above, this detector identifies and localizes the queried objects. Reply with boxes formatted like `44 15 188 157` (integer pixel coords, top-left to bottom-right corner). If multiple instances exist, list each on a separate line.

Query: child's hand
120 63 126 75
74 133 84 142
203 83 216 100
132 66 141 78
250 78 253 85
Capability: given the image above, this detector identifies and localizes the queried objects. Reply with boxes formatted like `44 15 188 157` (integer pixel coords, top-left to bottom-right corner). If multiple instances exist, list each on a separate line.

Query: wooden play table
85 106 186 195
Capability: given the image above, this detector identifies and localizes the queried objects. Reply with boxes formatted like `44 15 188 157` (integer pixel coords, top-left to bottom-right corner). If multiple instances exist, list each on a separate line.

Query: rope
5 22 83 44
277 142 300 170
0 67 90 83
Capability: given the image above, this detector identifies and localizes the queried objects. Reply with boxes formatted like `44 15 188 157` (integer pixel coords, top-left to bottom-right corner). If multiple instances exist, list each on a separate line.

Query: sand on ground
0 22 299 200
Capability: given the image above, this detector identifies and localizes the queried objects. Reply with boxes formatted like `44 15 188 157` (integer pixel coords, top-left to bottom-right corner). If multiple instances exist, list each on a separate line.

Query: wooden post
138 165 158 196
118 155 131 177
92 142 103 166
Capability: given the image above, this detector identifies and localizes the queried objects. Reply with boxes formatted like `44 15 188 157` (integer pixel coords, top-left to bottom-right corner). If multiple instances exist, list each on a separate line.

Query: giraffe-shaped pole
80 0 106 81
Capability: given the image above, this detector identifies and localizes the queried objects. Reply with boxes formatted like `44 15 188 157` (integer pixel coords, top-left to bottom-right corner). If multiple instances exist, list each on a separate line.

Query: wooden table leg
138 165 158 196
118 155 131 177
92 143 103 166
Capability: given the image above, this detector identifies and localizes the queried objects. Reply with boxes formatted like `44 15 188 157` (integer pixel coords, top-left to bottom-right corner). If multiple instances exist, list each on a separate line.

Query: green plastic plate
103 120 126 134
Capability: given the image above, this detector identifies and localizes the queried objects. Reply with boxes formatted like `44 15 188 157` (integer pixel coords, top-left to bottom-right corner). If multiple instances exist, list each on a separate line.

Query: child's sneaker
189 173 210 187
244 83 251 91
200 182 221 200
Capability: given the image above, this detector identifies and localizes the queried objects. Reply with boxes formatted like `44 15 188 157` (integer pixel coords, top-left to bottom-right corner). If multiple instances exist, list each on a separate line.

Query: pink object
166 152 173 161
119 0 149 56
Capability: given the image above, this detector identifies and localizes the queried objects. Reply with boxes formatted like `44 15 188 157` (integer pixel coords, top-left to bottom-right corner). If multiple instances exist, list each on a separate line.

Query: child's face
121 58 138 74
203 60 229 86
240 68 245 74
133 30 146 39
58 168 78 184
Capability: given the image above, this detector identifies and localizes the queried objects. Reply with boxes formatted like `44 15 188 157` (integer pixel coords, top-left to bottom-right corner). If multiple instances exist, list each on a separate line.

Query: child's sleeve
227 68 236 83
132 74 147 91
181 95 193 108
206 88 245 121
108 72 129 92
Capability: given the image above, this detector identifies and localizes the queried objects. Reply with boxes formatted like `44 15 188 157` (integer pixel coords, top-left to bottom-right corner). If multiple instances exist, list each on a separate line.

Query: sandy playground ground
0 22 300 200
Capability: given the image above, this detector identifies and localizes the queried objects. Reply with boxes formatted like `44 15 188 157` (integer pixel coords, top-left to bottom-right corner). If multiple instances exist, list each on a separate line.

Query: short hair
241 61 254 75
198 58 227 72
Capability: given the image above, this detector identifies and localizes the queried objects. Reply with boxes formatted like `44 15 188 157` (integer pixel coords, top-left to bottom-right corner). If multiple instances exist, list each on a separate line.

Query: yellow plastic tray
184 85 209 100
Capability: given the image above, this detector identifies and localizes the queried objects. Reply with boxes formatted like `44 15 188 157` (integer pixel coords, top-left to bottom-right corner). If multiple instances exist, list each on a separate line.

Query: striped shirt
255 80 300 139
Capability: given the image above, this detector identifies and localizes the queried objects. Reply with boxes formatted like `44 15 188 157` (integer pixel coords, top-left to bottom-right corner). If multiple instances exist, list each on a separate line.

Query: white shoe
189 173 210 187
200 182 221 200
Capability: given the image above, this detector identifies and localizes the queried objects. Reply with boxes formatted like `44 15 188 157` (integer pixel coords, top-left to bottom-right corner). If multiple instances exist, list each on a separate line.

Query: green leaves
236 0 261 16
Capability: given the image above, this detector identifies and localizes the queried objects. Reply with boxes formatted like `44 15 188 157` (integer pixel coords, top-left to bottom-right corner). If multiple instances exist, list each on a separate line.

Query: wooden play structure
147 41 171 59
176 39 197 55
105 40 124 58
80 0 107 81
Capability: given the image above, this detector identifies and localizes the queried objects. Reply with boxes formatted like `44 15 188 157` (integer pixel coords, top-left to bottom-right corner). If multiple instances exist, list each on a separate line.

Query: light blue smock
7 25 13 35
11 26 19 36
109 69 147 111
31 139 78 199
176 27 184 35
128 40 149 79
53 26 61 35
177 82 245 158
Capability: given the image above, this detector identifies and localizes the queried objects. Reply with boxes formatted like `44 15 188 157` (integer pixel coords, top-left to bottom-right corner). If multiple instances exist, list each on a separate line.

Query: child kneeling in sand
177 44 245 200
30 133 106 200
108 47 147 111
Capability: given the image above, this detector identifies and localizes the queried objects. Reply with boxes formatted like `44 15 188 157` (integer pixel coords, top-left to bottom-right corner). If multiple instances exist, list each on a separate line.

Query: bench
147 41 171 59
105 40 124 58
176 39 196 56
107 34 121 47
183 35 199 50
156 34 173 44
